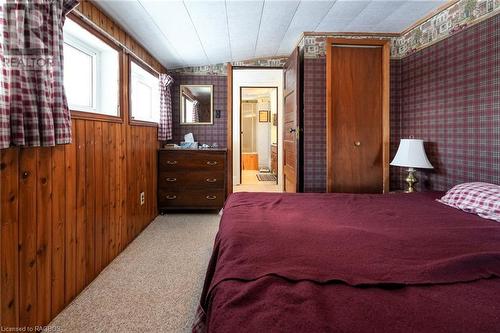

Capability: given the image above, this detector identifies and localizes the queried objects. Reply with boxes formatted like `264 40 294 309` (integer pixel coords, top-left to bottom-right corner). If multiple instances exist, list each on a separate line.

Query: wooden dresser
158 149 227 211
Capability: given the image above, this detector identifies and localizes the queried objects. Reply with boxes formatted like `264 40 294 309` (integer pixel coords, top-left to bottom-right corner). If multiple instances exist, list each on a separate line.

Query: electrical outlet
140 192 145 205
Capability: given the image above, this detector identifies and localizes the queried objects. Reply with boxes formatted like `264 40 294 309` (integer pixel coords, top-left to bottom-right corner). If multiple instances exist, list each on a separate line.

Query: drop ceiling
95 0 447 69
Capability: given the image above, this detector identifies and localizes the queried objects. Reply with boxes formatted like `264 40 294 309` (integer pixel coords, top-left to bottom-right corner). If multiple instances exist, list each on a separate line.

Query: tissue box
180 142 198 149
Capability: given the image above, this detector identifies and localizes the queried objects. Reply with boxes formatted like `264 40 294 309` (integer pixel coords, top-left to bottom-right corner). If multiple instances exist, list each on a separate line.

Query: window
130 61 160 123
63 19 119 116
183 96 194 123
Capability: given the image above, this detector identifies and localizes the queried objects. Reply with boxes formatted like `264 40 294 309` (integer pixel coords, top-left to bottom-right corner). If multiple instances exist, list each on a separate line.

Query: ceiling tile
346 1 407 32
96 0 184 68
138 0 209 66
226 1 264 62
276 1 335 56
184 1 231 64
315 1 370 32
377 1 447 32
93 0 453 69
254 0 300 58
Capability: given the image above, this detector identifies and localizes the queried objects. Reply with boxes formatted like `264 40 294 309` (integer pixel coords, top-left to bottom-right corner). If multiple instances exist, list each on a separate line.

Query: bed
193 192 500 333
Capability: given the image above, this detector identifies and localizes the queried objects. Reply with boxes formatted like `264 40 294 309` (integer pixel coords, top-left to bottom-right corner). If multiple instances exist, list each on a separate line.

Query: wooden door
327 39 389 193
283 47 301 192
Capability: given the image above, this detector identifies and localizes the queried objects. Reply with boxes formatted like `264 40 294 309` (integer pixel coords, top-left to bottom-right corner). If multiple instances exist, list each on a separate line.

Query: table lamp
390 139 433 193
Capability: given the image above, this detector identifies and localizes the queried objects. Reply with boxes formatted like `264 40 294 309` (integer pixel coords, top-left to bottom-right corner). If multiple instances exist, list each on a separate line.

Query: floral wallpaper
393 0 500 58
170 57 288 76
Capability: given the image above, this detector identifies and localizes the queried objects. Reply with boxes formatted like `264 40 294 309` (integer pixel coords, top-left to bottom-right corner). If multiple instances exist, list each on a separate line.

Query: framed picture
259 110 270 122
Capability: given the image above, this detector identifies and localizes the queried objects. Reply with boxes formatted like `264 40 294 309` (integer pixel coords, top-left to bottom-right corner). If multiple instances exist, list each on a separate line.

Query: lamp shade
390 139 433 169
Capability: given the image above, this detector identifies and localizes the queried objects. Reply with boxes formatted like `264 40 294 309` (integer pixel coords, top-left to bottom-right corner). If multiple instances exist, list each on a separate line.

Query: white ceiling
95 0 447 69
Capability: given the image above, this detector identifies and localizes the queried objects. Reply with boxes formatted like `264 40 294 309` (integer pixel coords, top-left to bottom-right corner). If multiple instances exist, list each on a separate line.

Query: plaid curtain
192 100 200 122
159 73 174 141
0 0 79 149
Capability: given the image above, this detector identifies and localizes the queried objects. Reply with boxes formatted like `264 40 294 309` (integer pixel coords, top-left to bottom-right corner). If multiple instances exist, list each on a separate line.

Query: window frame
65 13 123 123
128 55 160 127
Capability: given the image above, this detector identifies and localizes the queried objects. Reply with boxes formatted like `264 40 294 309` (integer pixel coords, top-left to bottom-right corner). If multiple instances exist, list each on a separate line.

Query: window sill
129 119 159 128
71 110 123 123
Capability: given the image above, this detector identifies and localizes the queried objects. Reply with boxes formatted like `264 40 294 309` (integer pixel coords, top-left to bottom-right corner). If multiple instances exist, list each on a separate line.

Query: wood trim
239 86 279 185
303 31 399 37
127 55 161 127
70 111 123 123
399 0 460 35
381 41 390 193
232 66 284 70
129 120 159 128
67 13 121 51
129 53 161 77
329 38 389 46
326 39 333 193
67 12 124 123
226 63 233 196
326 38 390 193
74 0 166 73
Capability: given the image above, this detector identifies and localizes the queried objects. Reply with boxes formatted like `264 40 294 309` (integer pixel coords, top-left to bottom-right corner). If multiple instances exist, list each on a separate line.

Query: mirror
180 85 213 125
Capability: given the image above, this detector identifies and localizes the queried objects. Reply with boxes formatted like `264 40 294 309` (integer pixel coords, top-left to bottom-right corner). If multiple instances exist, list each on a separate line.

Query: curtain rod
71 9 162 76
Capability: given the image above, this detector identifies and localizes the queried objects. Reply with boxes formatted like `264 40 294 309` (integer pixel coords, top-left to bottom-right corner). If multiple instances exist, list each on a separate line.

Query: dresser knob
165 195 177 200
166 160 178 165
166 177 177 182
206 195 217 200
206 161 218 166
354 141 361 147
205 178 217 183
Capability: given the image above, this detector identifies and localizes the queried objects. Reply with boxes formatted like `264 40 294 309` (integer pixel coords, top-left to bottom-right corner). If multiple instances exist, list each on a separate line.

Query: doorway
231 68 284 193
240 87 279 190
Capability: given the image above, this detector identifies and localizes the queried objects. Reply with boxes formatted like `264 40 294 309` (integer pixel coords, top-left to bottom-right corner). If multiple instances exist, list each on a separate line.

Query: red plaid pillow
438 183 500 222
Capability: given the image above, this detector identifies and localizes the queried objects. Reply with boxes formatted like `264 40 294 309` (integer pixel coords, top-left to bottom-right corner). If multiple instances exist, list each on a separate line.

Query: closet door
326 39 389 193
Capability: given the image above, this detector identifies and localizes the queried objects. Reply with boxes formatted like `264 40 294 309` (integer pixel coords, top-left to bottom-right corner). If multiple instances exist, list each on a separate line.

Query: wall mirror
180 85 213 125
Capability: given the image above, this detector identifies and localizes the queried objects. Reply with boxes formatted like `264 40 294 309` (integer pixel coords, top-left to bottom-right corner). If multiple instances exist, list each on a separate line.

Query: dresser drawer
159 151 225 171
158 189 225 209
158 171 225 190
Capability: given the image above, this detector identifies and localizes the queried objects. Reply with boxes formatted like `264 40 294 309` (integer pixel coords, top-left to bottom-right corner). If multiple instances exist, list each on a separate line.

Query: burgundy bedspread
195 192 500 333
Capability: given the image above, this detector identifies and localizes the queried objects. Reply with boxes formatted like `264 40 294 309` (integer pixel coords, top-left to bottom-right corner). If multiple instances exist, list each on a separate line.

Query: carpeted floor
48 213 220 333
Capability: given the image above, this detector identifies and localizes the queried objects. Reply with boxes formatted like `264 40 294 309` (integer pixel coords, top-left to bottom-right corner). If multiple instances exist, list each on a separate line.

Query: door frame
227 67 284 193
325 38 390 193
239 86 279 185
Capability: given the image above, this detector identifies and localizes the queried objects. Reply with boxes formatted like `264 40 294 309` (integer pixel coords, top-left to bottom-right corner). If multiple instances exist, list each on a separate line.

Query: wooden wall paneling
101 124 110 265
108 124 117 260
0 148 19 328
36 147 52 326
0 0 165 329
94 122 103 274
118 122 126 253
51 146 66 317
75 120 87 294
114 123 123 256
84 122 96 285
64 124 77 304
18 148 38 327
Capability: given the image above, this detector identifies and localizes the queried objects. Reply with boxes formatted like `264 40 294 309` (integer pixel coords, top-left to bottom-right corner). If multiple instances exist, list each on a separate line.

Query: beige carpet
48 213 220 333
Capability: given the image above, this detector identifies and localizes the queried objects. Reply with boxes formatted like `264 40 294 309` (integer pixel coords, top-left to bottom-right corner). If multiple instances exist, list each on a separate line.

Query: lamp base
404 168 418 193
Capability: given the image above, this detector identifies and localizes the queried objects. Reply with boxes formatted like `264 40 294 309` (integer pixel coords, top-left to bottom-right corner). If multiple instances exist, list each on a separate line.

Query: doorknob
354 141 361 147
289 128 296 133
